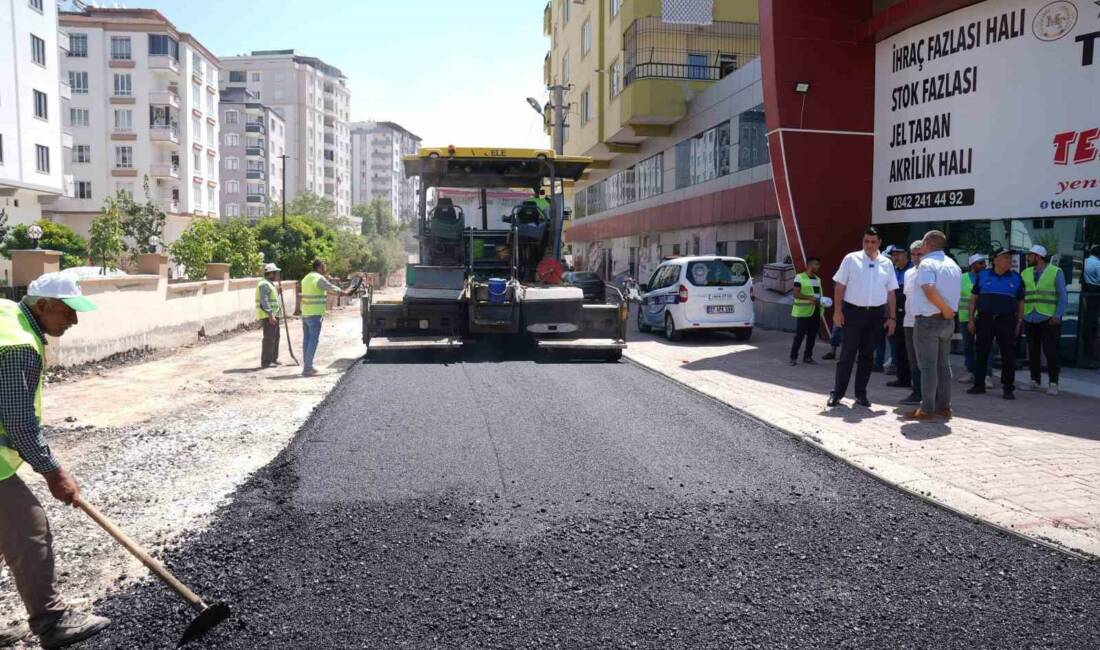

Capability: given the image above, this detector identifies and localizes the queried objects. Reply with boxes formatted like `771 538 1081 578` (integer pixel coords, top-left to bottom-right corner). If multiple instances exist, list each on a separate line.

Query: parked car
563 271 606 303
636 256 754 341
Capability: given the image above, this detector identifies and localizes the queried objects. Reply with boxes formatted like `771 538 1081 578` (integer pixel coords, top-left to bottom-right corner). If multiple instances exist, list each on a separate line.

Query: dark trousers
832 303 885 399
1026 319 1061 383
975 312 1017 392
0 475 65 633
261 318 280 366
892 323 911 385
904 326 921 399
790 315 819 361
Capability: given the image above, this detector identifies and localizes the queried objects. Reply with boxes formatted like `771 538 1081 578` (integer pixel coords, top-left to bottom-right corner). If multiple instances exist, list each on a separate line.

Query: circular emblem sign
1033 1 1078 41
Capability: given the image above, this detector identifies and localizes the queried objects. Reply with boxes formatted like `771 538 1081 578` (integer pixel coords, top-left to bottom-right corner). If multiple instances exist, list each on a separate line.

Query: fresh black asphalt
87 348 1100 648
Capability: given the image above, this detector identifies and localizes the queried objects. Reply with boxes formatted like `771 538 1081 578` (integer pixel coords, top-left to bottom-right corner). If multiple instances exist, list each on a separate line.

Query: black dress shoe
966 385 986 395
822 351 836 360
854 396 872 407
1003 390 1015 400
802 357 817 365
886 380 910 388
789 359 798 366
826 393 841 407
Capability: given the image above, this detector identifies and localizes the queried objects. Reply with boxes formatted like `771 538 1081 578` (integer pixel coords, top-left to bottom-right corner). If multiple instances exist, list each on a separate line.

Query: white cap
1029 244 1048 258
27 272 97 312
967 253 987 267
263 263 281 273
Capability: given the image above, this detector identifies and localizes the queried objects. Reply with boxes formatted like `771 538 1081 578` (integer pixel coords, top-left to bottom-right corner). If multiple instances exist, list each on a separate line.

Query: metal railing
623 17 759 87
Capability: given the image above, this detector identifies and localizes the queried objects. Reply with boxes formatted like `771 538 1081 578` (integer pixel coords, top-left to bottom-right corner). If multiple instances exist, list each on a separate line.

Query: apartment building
51 7 221 243
545 1 781 282
350 121 420 224
218 87 286 222
0 0 68 236
219 50 352 221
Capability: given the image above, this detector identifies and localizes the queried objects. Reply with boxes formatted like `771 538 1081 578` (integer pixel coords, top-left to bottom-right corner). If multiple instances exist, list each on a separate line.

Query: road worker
300 260 356 377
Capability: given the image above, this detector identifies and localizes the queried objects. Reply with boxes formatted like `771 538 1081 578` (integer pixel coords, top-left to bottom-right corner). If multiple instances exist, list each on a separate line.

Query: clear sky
75 0 553 149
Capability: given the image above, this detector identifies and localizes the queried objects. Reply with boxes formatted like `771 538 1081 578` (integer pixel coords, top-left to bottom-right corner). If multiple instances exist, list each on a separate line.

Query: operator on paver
0 273 110 649
257 262 282 368
299 260 355 377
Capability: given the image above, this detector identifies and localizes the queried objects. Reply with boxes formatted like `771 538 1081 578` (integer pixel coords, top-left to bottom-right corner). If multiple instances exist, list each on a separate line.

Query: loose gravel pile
81 356 1100 649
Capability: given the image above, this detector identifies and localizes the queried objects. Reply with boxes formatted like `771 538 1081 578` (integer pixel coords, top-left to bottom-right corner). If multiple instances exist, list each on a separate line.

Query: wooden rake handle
74 497 205 612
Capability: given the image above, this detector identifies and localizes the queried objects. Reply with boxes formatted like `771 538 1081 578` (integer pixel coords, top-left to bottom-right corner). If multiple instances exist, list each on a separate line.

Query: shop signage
873 0 1100 223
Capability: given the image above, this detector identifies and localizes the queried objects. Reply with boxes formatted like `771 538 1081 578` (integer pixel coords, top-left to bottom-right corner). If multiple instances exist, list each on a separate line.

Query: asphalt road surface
89 347 1100 649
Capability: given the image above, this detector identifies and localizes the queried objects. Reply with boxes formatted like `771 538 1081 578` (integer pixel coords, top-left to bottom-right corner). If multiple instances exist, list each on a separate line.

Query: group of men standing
790 227 1069 420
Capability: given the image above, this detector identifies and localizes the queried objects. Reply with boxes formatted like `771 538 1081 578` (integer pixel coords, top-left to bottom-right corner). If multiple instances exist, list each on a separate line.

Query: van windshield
686 260 750 287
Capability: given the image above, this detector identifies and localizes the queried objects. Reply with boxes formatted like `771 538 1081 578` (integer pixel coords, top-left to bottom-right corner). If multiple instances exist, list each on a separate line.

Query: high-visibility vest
958 272 975 323
1023 265 1059 318
300 272 328 317
0 300 44 481
255 278 281 320
791 272 821 318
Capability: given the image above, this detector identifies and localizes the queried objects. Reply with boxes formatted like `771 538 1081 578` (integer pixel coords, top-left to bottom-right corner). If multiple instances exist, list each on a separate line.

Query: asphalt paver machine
363 147 627 360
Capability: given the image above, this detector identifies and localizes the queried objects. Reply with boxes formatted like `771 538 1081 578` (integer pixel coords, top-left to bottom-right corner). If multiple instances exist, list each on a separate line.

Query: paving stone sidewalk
624 323 1100 557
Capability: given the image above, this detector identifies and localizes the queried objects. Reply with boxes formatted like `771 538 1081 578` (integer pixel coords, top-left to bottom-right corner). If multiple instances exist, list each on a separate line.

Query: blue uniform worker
967 249 1025 398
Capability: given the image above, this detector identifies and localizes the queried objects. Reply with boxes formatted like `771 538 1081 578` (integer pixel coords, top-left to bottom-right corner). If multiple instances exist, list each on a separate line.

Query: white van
637 256 754 341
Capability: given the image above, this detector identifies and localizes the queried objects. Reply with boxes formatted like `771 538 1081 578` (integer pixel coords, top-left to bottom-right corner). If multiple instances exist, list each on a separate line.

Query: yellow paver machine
362 147 627 360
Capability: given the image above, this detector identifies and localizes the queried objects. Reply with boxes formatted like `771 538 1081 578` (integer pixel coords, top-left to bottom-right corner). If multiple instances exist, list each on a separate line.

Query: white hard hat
263 263 281 273
821 296 834 309
967 253 987 267
1029 244 1048 258
27 272 97 312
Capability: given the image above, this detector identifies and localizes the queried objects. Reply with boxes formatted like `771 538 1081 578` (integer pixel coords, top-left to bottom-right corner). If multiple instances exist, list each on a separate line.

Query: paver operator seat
428 197 465 265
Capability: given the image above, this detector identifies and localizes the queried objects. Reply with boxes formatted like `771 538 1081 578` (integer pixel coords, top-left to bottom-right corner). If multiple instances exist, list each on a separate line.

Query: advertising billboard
873 0 1100 223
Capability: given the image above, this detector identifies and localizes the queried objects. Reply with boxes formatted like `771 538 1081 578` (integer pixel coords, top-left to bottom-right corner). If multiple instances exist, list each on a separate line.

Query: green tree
212 219 263 278
2 220 88 269
119 179 166 256
352 202 377 238
281 191 349 228
88 197 127 273
328 233 375 278
368 235 407 276
0 208 11 249
254 215 336 280
169 218 220 281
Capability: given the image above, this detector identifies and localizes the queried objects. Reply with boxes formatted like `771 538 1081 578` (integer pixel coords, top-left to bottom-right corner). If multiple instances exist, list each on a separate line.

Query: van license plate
707 305 735 314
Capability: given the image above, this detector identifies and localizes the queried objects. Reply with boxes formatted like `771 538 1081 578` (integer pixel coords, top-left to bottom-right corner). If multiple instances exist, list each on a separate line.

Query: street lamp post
27 225 43 250
148 235 160 254
526 86 570 156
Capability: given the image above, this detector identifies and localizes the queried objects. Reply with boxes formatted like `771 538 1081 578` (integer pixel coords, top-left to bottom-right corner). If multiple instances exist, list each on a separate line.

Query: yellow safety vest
300 272 327 317
1023 265 1059 318
791 272 820 318
958 272 975 323
256 278 281 320
0 300 44 481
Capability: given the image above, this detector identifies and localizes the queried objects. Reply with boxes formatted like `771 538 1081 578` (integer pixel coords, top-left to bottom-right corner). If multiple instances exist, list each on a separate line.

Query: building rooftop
59 7 219 65
351 120 422 142
223 49 346 81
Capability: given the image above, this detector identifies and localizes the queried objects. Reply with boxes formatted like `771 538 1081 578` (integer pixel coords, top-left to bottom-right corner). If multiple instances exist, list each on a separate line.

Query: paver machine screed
362 147 627 360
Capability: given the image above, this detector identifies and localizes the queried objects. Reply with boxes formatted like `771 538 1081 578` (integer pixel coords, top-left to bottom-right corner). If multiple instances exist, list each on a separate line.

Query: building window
0 134 4 164
737 106 768 170
226 180 239 194
225 157 239 170
610 60 622 98
148 34 179 60
582 19 592 56
191 53 203 76
250 72 262 82
110 36 131 60
113 109 132 132
206 93 214 114
229 70 246 83
192 84 201 105
113 74 132 96
191 116 200 138
610 0 620 18
115 146 133 168
31 34 46 66
194 182 203 209
675 120 731 189
687 53 709 80
68 71 88 94
116 182 133 199
560 0 570 23
75 181 92 198
225 133 240 146
718 53 738 78
33 90 47 120
29 0 43 12
207 186 216 212
193 150 201 171
72 145 91 163
562 51 570 84
580 87 591 124
35 145 49 173
69 108 89 127
68 33 87 57
224 110 239 124
226 203 239 217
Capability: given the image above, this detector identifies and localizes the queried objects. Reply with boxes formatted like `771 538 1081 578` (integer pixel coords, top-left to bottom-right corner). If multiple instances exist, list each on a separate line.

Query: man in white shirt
828 227 898 407
906 230 962 420
898 241 925 406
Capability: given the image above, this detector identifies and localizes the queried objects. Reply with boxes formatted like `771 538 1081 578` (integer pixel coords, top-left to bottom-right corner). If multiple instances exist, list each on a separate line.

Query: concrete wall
25 254 297 367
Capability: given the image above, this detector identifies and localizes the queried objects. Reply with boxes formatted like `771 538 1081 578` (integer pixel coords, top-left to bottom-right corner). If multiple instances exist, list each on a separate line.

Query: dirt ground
0 303 368 641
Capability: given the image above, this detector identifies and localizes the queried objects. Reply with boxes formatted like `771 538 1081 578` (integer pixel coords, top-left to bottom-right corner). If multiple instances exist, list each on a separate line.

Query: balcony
246 145 265 157
246 169 266 180
156 198 180 213
149 89 181 109
246 193 265 203
150 123 180 145
150 161 180 179
543 52 551 86
245 121 266 135
59 81 71 101
61 131 73 149
149 55 180 75
543 2 551 36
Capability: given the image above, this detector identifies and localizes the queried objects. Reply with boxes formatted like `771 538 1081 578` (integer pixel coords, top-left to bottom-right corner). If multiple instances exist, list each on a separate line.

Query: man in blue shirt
966 249 1024 399
1021 244 1068 395
1084 246 1100 369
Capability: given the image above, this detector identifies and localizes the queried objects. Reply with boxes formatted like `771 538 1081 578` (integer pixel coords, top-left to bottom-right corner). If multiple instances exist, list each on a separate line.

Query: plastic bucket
488 278 507 304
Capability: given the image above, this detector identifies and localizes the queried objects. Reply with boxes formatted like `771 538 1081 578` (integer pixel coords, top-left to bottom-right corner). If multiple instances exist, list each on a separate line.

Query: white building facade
219 50 351 221
0 0 67 234
51 7 221 243
350 120 420 224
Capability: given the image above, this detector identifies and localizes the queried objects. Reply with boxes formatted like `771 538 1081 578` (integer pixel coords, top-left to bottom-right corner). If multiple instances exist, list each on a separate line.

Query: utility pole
279 154 289 229
548 84 568 155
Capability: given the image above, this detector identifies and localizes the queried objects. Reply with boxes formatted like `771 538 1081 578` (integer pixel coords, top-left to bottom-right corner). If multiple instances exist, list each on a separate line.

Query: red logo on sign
1054 128 1100 165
